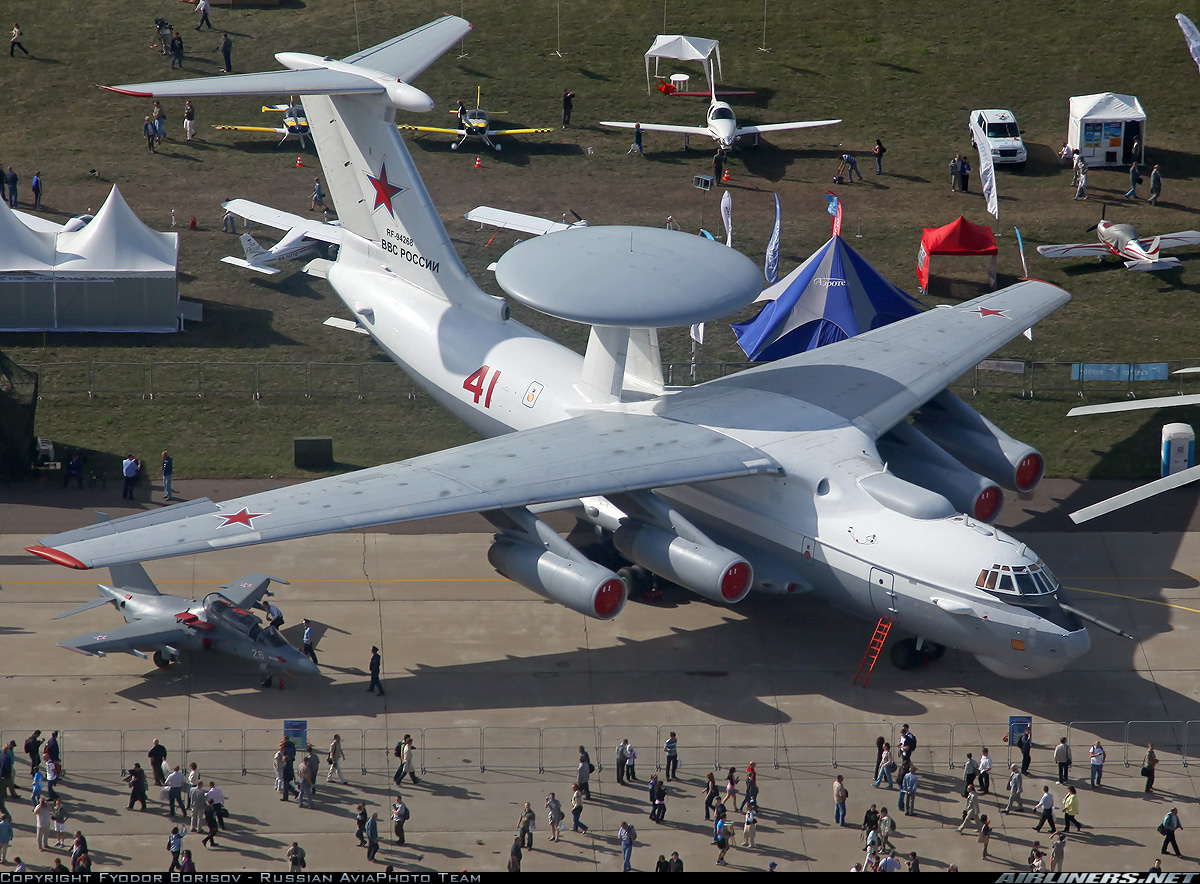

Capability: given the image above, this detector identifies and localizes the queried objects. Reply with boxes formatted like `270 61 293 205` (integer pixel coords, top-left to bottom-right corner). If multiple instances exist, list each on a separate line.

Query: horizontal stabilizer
1124 257 1181 271
221 256 282 275
1071 463 1200 523
51 595 116 620
1067 393 1200 416
323 316 370 335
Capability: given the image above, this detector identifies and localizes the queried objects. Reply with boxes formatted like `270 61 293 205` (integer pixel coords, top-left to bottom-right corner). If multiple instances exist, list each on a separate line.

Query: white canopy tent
0 185 180 332
644 34 722 94
1068 92 1145 167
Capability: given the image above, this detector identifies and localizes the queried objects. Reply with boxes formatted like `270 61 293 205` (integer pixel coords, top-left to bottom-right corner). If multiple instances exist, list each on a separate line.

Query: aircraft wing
105 69 386 101
599 121 711 136
465 207 572 236
735 120 841 136
492 127 556 136
341 15 471 82
1140 230 1200 251
222 200 343 245
219 574 289 608
397 125 463 135
1036 242 1111 258
704 280 1069 441
28 412 782 570
212 124 287 135
59 618 189 656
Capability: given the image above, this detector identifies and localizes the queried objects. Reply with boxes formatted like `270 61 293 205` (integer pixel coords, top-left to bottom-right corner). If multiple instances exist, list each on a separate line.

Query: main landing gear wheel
890 638 924 670
617 565 653 598
152 651 172 670
924 642 946 661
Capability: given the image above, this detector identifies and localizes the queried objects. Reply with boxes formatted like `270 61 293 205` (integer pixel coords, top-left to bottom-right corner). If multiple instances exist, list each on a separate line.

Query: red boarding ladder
852 617 893 687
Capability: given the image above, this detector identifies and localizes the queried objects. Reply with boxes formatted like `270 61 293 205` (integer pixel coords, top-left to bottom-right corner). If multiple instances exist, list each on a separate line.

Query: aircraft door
868 567 897 617
1122 121 1142 164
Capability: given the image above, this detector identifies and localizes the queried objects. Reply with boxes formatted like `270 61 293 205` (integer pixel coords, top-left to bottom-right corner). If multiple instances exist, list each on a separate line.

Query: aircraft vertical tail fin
240 234 270 263
108 562 161 595
1148 235 1162 257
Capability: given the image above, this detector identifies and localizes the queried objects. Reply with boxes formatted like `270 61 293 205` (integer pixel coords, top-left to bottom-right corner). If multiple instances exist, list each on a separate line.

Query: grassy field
4 0 1200 479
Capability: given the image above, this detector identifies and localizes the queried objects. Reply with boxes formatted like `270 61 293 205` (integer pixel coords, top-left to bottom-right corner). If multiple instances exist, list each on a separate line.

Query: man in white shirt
1034 786 1056 833
195 0 213 30
205 782 227 829
877 850 902 872
978 749 993 794
1089 741 1106 787
165 766 187 817
121 455 139 500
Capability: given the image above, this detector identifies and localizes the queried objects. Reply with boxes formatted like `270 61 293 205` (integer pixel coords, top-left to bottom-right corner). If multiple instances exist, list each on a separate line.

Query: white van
969 109 1027 166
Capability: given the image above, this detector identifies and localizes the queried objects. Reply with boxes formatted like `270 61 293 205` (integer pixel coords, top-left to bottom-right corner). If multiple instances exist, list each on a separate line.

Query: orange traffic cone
474 155 483 169
722 167 731 183
295 155 304 167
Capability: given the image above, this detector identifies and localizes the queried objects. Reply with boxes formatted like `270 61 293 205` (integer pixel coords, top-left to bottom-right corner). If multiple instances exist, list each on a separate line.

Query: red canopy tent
916 216 998 293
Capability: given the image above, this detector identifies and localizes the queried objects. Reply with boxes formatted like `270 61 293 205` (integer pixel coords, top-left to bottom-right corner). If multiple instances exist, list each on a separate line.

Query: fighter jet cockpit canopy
975 561 1060 598
201 592 287 646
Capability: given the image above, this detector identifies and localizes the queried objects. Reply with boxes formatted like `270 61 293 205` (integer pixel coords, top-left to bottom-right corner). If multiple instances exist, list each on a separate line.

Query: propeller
1085 205 1106 234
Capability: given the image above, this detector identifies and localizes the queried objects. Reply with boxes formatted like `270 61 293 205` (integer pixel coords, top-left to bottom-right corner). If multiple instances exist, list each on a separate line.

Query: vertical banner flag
1177 14 1200 75
825 192 842 237
970 118 1000 219
690 322 705 344
764 192 781 283
721 189 733 247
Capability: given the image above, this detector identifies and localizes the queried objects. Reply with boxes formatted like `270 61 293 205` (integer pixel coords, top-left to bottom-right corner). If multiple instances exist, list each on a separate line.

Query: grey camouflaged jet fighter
55 560 317 685
29 17 1106 680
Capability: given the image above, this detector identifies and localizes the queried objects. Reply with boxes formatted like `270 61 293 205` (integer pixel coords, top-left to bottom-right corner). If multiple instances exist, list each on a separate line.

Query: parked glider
1037 215 1200 272
54 554 315 684
398 87 554 151
602 61 839 150
212 101 311 147
30 17 1104 681
220 198 343 275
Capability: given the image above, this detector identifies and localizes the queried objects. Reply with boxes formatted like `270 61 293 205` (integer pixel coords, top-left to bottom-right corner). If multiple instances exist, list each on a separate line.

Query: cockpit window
711 107 734 121
1014 571 1039 596
997 573 1015 593
977 562 1057 596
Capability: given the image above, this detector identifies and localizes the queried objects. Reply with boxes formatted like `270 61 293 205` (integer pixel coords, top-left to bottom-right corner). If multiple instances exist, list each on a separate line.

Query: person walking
742 804 758 848
1034 785 1057 834
873 139 886 174
618 821 635 871
201 798 219 847
959 156 972 193
900 766 918 816
714 816 730 865
874 742 895 789
280 754 294 802
286 842 306 871
0 813 11 863
169 32 185 70
957 784 981 833
399 735 418 785
1074 166 1088 200
1054 738 1072 784
166 826 185 872
650 779 666 823
723 767 739 807
702 772 719 820
1050 832 1067 872
1160 807 1183 857
365 812 380 862
143 117 157 154
615 739 630 785
166 765 186 817
517 802 535 849
1062 785 1081 832
576 747 591 800
663 732 678 781
23 733 42 778
545 792 563 841
570 783 587 834
310 178 326 211
978 748 992 794
1149 165 1163 206
627 123 644 156
301 619 318 666
1004 764 1024 814
1126 161 1140 199
391 796 409 844
126 762 148 810
561 89 574 128
33 798 51 851
10 23 29 57
30 171 41 210
877 806 895 849
195 0 213 30
962 752 979 796
978 813 992 859
1017 726 1033 776
1143 743 1159 793
713 150 725 186
508 836 522 873
327 735 346 784
296 758 314 808
188 782 205 832
367 646 384 695
1089 740 1105 788
204 782 226 829
182 103 196 143
833 774 849 826
355 803 368 846
43 753 59 800
219 33 233 73
743 761 759 809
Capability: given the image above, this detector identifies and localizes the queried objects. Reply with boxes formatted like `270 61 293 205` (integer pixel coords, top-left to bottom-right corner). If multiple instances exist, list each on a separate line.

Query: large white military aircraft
29 17 1098 679
601 61 840 150
1037 216 1200 272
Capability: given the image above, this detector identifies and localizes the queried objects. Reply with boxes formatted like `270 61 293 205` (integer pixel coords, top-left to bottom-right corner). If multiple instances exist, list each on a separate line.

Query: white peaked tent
0 185 180 332
644 34 722 94
1068 92 1145 167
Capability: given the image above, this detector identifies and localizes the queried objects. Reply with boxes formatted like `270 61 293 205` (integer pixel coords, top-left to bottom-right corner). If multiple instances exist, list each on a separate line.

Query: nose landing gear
890 637 946 670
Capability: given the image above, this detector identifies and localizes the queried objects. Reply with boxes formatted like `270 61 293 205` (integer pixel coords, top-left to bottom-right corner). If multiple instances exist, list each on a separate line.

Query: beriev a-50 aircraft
29 17 1097 679
54 558 316 683
601 61 840 151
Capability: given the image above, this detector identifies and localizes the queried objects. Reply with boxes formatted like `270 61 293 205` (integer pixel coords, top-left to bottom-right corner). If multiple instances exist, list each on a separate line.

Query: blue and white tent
732 235 923 362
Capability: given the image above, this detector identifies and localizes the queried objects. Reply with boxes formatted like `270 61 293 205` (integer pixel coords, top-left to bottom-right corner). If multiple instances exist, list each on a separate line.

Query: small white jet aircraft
30 18 1100 680
398 87 554 152
1037 217 1200 272
601 62 840 150
220 198 343 275
54 554 315 684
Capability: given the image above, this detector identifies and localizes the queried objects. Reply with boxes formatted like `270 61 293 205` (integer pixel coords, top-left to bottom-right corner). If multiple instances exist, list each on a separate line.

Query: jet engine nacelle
912 391 1045 492
487 539 627 621
612 521 752 604
878 421 1004 522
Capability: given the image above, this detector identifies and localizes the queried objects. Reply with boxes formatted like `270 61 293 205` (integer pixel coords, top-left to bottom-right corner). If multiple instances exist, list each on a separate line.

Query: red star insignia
214 508 269 530
970 307 1008 318
94 634 107 641
366 162 404 217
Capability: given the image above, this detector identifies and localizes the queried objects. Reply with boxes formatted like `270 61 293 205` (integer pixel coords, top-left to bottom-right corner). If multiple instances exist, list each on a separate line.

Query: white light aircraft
398 87 554 152
220 198 343 275
1037 215 1200 272
29 18 1103 680
601 61 840 151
